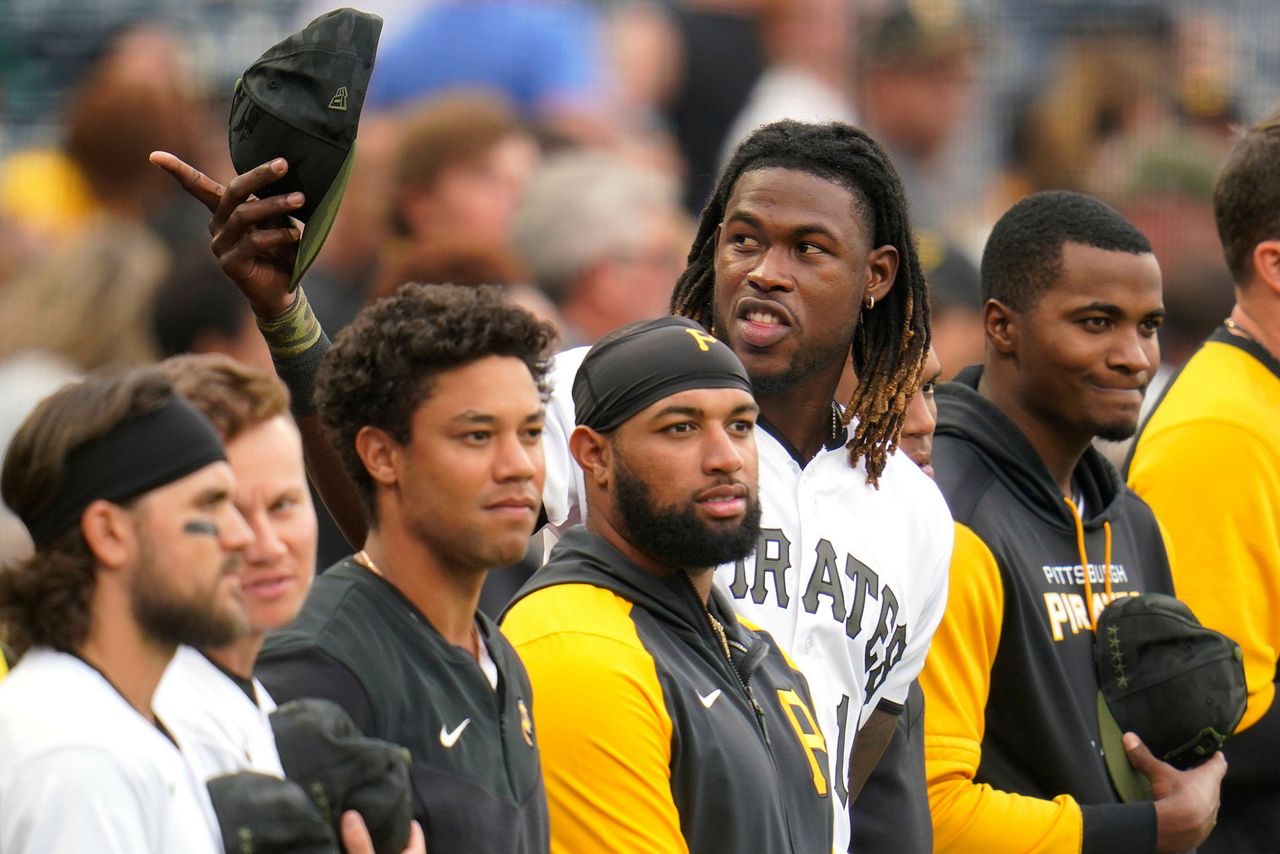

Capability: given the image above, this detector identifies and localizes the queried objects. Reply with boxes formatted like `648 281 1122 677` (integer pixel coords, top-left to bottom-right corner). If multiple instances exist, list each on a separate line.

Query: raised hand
1124 731 1226 853
149 151 303 318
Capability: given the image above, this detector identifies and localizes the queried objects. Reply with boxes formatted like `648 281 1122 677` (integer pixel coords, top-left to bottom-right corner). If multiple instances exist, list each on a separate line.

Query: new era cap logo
329 87 349 111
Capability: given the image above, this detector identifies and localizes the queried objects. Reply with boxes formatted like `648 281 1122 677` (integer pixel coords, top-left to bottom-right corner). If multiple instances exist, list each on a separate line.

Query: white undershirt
476 622 498 690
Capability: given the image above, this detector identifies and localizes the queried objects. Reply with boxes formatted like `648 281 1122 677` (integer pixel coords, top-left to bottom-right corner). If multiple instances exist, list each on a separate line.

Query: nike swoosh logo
698 689 722 709
439 718 470 748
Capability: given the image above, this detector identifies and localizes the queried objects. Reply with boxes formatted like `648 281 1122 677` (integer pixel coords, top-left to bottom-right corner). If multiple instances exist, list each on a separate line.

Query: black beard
1094 418 1140 443
132 544 244 649
612 459 762 569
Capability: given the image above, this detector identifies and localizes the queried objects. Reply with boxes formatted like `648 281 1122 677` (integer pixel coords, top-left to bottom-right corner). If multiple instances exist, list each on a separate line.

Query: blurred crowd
0 0 1277 560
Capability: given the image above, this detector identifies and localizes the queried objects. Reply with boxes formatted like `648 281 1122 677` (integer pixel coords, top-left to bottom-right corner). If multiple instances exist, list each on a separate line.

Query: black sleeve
1081 802 1157 854
1221 681 1280 789
255 645 376 735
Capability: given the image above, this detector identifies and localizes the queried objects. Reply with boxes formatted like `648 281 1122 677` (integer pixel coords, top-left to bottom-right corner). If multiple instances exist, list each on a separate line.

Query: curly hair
1214 112 1280 285
981 190 1152 311
0 366 174 657
670 120 930 485
315 283 557 521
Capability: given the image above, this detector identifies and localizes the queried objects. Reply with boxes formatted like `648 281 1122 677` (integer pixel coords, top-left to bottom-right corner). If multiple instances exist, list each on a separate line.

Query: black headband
23 394 227 549
573 317 754 432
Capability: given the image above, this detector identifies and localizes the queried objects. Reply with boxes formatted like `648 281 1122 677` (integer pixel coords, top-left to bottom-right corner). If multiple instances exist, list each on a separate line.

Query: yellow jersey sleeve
920 523 1085 852
1130 418 1280 731
503 585 689 854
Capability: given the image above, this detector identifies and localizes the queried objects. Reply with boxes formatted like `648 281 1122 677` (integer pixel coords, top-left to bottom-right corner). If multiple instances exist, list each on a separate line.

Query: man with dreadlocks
153 118 952 850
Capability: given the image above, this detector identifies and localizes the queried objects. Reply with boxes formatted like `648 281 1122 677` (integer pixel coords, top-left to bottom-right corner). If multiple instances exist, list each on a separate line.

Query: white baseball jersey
541 346 953 850
0 648 220 854
156 645 285 782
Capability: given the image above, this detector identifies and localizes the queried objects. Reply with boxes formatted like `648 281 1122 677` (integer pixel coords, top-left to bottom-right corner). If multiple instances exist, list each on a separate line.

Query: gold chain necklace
1224 317 1275 359
354 550 483 661
706 609 733 661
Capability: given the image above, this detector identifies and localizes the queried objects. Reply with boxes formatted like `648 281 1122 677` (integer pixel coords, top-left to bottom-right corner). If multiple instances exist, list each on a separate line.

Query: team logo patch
518 698 534 747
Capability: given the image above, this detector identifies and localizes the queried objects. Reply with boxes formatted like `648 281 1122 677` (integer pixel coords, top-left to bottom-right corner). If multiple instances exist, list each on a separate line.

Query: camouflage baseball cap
228 8 382 291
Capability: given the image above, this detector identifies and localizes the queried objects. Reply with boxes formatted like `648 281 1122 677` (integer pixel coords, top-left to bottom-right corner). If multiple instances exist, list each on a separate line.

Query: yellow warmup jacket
1128 326 1280 853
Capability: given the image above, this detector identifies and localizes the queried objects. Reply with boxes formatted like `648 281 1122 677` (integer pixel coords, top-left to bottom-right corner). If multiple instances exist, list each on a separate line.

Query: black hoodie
919 366 1172 853
501 526 833 854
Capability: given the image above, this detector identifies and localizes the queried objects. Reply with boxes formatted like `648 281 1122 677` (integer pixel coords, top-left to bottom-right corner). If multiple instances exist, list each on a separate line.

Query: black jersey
256 558 549 854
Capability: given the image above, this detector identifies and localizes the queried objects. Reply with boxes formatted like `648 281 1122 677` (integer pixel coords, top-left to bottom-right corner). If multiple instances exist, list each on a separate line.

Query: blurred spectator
719 0 857 166
664 0 767 211
0 215 170 561
0 216 168 372
916 228 985 380
513 150 686 345
368 0 607 139
856 1 981 235
0 24 215 248
151 244 273 373
373 237 561 329
391 94 539 252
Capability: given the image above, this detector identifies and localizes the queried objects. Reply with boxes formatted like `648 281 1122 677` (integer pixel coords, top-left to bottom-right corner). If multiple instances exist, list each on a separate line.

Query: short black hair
981 190 1152 310
671 120 930 486
1214 113 1280 285
314 283 557 521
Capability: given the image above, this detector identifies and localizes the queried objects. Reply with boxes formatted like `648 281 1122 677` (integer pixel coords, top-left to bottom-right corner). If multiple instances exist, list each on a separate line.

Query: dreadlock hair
670 120 930 485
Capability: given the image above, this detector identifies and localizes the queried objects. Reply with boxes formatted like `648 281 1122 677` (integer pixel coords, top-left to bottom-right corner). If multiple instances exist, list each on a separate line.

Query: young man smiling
920 191 1224 854
502 317 832 853
155 354 317 782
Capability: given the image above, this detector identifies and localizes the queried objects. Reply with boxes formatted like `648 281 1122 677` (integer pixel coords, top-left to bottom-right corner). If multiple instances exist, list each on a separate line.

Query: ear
354 426 401 490
864 245 899 304
79 500 137 572
569 426 612 489
1251 239 1280 295
983 298 1019 357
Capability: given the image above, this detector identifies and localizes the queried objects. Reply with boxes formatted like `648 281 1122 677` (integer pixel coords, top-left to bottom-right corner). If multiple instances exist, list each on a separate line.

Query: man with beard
919 191 1224 853
501 317 831 852
0 366 250 853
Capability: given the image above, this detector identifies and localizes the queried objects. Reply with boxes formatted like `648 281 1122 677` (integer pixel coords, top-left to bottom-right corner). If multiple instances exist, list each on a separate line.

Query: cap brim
1097 691 1154 803
290 142 356 292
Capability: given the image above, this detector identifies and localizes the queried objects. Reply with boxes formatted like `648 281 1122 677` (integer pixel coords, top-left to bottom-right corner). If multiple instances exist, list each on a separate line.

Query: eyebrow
725 210 840 243
1074 301 1166 319
449 409 546 425
650 402 760 420
195 486 230 507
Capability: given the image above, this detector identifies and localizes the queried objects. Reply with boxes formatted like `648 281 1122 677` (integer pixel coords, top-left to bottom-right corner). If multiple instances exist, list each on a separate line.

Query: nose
244 510 288 566
745 246 794 292
1108 326 1158 377
901 389 937 443
702 424 747 477
494 430 541 483
219 504 254 553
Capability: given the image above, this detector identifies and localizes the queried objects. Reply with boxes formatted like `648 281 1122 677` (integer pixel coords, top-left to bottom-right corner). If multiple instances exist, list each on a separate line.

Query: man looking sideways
155 354 317 781
0 366 250 853
253 284 553 853
502 317 832 852
920 191 1224 853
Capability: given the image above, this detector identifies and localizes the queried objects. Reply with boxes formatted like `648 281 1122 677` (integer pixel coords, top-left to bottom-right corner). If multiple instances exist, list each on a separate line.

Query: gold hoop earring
864 295 875 310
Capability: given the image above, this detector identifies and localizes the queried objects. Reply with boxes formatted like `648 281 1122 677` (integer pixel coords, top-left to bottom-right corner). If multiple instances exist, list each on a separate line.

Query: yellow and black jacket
1128 324 1280 853
921 367 1174 853
501 526 833 854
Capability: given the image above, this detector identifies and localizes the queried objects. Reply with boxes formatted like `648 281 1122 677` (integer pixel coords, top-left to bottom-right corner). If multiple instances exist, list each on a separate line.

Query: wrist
256 287 320 358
